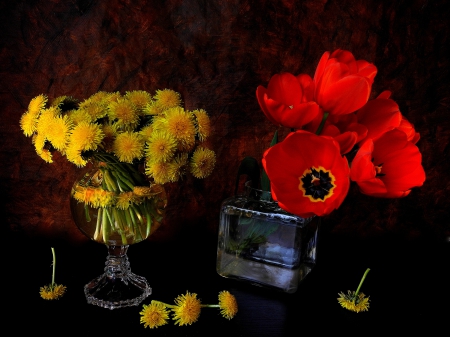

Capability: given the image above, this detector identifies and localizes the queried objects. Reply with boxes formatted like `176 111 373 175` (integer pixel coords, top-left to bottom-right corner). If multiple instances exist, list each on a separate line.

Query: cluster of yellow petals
337 291 370 313
20 90 216 182
72 185 115 208
139 291 238 330
39 284 67 300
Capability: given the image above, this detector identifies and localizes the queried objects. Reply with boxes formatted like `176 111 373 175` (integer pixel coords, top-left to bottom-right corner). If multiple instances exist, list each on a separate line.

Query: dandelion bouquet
20 89 216 245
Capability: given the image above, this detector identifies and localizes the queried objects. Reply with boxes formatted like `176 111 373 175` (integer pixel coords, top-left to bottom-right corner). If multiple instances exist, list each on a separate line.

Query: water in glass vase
216 198 319 293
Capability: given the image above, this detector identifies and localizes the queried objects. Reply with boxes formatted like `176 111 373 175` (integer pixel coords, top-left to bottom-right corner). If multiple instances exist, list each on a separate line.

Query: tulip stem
315 112 329 135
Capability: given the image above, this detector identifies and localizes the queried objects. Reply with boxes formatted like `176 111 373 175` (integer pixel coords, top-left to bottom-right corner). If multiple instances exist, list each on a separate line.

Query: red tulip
350 129 426 198
397 116 420 144
256 72 320 129
262 130 350 218
356 91 402 143
313 49 377 115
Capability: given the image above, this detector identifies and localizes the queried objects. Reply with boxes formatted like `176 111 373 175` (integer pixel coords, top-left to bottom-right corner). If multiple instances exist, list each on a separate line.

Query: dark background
1 0 449 334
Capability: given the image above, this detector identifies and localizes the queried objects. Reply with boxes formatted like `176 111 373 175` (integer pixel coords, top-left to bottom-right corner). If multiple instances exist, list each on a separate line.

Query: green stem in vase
94 208 103 242
103 207 112 243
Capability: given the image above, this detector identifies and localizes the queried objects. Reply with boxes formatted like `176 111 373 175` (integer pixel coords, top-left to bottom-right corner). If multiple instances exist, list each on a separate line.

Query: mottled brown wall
1 0 449 244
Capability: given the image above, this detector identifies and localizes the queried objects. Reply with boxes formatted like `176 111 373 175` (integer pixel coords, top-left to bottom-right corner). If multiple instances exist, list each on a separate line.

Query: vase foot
84 272 151 310
84 245 151 309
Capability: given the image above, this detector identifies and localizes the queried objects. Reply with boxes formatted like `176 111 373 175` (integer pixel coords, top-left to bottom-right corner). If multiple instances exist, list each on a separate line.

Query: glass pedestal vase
70 158 167 309
216 186 319 293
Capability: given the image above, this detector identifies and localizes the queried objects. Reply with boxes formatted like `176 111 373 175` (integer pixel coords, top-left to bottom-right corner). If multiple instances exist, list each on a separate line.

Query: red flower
356 91 402 143
313 49 377 115
350 129 426 198
256 72 320 129
262 130 350 218
397 115 420 144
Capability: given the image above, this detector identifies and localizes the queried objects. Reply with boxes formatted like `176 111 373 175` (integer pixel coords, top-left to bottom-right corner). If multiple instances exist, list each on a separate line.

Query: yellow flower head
337 291 370 313
115 191 136 210
46 115 73 151
154 89 182 110
39 148 53 163
139 124 154 141
72 184 115 208
29 94 48 114
172 292 202 326
162 107 196 151
65 145 88 167
125 90 152 113
171 153 189 180
190 147 216 179
145 130 177 163
113 131 144 163
69 121 104 151
67 109 92 125
20 94 48 135
143 101 163 115
218 291 238 320
80 101 108 121
40 284 67 300
140 301 170 329
145 160 176 184
36 106 60 135
192 109 211 141
107 98 139 129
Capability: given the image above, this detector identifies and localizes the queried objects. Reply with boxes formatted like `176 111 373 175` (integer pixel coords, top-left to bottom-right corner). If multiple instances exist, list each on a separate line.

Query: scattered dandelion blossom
139 124 154 140
145 161 175 184
337 268 371 313
67 109 93 125
190 147 216 178
115 192 135 210
172 292 202 326
20 111 39 136
337 291 370 313
218 291 238 320
154 89 182 109
40 284 67 300
65 145 88 167
113 131 144 163
140 301 170 329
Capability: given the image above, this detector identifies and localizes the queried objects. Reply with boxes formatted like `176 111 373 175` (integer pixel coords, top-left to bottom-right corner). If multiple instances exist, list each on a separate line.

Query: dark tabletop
5 228 449 336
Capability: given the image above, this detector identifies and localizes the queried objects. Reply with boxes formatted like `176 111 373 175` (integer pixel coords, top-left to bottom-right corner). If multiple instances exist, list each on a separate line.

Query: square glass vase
216 187 319 293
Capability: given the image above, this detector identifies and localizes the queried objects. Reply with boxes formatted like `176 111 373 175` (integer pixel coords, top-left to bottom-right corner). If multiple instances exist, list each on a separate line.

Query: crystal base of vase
84 245 151 310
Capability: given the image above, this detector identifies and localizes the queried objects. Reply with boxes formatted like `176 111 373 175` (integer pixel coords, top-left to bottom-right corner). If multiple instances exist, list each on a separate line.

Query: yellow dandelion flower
20 112 38 137
69 121 104 151
115 192 135 210
338 268 371 313
192 109 211 141
102 91 122 105
33 132 47 155
172 292 202 326
154 89 182 109
125 90 152 113
145 131 177 163
81 91 111 106
171 153 189 180
139 124 154 141
145 161 175 184
140 301 170 329
163 107 196 150
67 109 92 125
107 98 139 128
337 291 370 313
39 148 53 163
72 185 115 208
28 94 48 116
113 131 144 163
46 115 73 151
65 145 88 167
36 107 60 135
80 102 108 121
102 122 119 139
190 147 216 179
40 284 67 300
218 291 238 320
143 101 163 115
